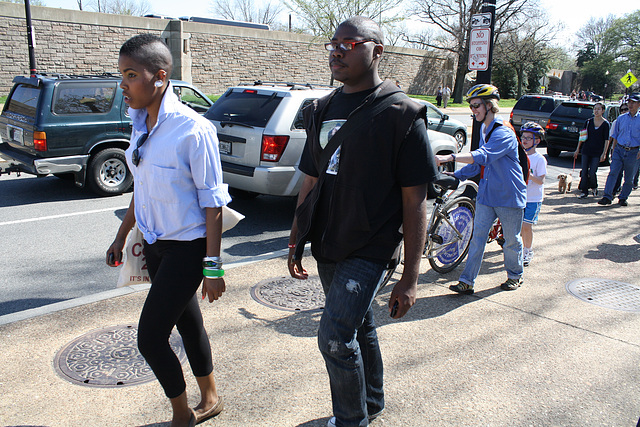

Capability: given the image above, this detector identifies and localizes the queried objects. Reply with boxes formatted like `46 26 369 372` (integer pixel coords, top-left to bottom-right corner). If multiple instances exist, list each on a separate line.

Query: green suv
0 74 213 196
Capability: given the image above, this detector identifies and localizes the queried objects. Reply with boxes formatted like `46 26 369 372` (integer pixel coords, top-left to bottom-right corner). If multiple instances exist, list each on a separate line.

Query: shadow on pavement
585 242 640 263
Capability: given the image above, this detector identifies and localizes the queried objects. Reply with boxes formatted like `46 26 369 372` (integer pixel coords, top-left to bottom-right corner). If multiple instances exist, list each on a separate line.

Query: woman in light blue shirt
106 34 230 427
436 84 526 294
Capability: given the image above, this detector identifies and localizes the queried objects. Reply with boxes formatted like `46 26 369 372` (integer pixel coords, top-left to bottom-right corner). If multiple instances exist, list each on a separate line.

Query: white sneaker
523 250 534 267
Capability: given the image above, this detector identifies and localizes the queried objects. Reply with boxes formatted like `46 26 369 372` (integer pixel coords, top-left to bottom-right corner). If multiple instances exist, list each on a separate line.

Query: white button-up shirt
126 84 231 244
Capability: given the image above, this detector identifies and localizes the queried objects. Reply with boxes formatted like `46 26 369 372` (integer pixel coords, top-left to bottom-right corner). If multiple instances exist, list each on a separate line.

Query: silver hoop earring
154 80 163 88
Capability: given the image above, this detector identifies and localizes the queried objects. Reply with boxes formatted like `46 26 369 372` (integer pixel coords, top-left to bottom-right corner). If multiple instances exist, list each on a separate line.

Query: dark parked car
545 100 620 161
0 74 213 196
411 99 467 151
510 94 567 133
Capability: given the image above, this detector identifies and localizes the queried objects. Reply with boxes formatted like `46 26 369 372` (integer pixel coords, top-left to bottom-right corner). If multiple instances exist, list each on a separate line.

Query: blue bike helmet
520 121 545 140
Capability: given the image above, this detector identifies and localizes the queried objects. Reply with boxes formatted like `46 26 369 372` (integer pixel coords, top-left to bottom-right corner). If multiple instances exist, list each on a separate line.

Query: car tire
87 148 133 196
454 130 466 152
546 147 561 157
428 157 455 199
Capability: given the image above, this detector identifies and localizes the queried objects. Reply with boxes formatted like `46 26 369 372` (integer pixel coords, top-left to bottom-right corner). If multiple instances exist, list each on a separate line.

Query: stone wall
0 2 450 96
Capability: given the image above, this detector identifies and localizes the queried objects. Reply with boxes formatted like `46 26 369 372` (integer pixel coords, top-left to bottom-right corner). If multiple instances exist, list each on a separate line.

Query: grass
409 94 518 109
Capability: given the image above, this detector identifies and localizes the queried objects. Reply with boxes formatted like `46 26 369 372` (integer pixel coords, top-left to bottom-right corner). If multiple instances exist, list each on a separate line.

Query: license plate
219 141 231 155
7 125 24 145
567 126 579 133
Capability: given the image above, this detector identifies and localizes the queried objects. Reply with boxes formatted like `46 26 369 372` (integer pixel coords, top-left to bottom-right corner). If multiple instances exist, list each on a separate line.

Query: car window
205 90 283 127
292 99 316 130
553 104 594 121
514 96 556 113
606 106 619 122
5 84 40 117
53 82 116 115
426 105 442 120
174 86 210 108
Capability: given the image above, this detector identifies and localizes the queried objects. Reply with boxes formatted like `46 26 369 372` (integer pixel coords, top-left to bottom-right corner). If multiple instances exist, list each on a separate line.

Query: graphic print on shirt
320 119 346 175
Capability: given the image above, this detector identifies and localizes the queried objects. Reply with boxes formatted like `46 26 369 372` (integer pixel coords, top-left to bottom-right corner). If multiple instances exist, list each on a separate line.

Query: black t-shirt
583 118 610 157
299 87 436 262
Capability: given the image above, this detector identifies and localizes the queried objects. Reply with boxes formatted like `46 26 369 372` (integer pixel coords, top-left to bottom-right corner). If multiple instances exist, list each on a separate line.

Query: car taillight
261 135 289 162
33 131 47 151
546 121 558 130
510 110 513 120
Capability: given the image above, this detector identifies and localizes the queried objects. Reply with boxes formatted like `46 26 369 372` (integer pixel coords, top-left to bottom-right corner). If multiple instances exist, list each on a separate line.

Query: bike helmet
520 121 545 139
465 84 500 102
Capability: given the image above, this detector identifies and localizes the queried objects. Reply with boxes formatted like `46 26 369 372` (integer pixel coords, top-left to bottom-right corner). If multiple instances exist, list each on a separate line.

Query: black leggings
138 238 213 398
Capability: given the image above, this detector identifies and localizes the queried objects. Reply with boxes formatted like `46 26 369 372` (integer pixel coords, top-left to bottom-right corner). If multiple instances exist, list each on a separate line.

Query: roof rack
35 72 120 80
247 80 335 90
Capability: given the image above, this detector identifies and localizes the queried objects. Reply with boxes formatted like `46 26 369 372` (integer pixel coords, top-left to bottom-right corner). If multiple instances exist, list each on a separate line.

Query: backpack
484 121 530 183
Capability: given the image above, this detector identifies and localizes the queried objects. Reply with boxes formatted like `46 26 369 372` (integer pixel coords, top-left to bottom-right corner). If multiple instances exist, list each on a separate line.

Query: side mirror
442 114 449 121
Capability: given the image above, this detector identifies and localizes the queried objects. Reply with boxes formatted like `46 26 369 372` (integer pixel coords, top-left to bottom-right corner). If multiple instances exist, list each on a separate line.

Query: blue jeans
317 258 388 427
459 203 524 287
603 145 640 201
579 155 600 194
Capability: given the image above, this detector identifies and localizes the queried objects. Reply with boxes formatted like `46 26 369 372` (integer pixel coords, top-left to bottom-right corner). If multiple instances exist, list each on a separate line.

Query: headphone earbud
154 80 163 88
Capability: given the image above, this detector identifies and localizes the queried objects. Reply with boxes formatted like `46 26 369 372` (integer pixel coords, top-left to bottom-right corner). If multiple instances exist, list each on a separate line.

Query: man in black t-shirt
287 16 437 427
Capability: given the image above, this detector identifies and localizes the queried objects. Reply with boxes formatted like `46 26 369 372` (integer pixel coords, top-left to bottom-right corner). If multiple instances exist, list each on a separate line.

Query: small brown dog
557 173 573 193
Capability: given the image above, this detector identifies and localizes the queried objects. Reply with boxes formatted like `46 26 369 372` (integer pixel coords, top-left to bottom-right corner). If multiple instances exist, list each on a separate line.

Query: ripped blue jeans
317 257 388 427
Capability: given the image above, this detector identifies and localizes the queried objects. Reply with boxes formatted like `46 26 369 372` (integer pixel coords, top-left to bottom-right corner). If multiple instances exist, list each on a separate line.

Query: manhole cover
54 324 186 388
566 279 640 312
251 276 325 312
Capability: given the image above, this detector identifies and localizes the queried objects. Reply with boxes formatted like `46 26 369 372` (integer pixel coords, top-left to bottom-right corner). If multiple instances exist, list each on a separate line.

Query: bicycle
424 175 478 273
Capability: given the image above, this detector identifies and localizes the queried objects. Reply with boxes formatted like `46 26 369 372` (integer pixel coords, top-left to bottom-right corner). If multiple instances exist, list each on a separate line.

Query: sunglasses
131 133 149 167
324 40 374 52
469 102 484 110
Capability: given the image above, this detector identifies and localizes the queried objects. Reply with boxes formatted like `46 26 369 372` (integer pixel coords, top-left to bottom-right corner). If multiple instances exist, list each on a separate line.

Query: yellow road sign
621 72 637 88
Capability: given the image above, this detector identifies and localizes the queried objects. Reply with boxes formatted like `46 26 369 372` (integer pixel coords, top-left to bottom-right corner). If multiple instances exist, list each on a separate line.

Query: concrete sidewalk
1 186 640 426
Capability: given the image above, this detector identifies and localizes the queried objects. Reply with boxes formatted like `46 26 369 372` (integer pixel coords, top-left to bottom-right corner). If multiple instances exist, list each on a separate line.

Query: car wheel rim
455 133 465 151
99 159 127 188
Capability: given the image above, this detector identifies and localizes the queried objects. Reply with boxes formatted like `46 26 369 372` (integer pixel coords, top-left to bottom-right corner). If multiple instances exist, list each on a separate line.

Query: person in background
436 85 443 107
288 16 437 427
106 34 230 427
443 85 451 108
520 122 547 266
599 93 640 206
574 102 609 198
435 84 526 294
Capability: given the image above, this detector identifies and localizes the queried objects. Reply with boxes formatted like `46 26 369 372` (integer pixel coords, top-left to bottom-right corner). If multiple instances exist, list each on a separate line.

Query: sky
39 0 639 50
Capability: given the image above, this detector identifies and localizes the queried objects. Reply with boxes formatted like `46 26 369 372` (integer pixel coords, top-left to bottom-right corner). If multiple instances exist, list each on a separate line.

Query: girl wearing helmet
520 122 547 266
574 102 610 198
435 83 526 293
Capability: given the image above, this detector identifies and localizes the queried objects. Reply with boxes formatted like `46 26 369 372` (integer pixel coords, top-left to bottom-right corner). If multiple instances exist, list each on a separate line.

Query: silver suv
510 94 568 133
205 82 458 197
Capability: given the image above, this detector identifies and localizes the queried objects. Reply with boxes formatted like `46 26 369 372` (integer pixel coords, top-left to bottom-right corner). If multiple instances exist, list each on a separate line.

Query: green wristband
203 268 225 278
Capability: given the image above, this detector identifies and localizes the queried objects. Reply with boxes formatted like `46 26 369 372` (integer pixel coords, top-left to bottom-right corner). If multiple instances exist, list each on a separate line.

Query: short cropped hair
120 34 173 76
338 16 384 45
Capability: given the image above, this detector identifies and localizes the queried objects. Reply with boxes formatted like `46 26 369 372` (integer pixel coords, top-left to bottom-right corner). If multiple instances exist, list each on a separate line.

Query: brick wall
0 2 450 96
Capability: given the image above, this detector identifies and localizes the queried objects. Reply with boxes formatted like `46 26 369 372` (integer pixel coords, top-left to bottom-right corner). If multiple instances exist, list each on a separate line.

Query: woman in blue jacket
436 84 526 293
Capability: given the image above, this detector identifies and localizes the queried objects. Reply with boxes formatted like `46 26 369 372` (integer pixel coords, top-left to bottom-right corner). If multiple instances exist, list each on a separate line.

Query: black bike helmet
520 121 545 139
465 84 500 102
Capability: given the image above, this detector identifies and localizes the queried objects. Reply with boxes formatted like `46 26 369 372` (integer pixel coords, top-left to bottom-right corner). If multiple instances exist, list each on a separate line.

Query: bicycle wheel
427 196 475 273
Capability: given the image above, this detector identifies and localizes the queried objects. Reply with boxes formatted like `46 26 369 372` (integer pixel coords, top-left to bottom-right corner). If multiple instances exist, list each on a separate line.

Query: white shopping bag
116 226 149 288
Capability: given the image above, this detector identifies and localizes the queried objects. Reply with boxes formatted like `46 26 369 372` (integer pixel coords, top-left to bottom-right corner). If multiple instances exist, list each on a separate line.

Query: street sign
621 72 637 88
471 13 492 28
468 28 490 71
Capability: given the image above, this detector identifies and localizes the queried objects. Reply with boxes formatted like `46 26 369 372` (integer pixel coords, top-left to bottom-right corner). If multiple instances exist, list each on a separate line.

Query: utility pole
24 0 37 77
469 0 497 151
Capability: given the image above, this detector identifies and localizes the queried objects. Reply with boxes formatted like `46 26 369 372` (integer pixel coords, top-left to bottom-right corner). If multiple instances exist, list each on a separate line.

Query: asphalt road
0 141 572 318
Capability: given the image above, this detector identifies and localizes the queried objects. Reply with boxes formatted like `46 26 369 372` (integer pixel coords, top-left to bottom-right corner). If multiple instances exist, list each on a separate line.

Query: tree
609 10 640 70
405 0 542 103
493 10 560 98
283 0 405 42
209 0 284 26
86 0 151 15
574 15 618 56
1 0 46 5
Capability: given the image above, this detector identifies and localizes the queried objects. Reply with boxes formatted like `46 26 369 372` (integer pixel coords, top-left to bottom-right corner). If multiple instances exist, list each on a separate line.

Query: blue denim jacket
454 117 526 208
